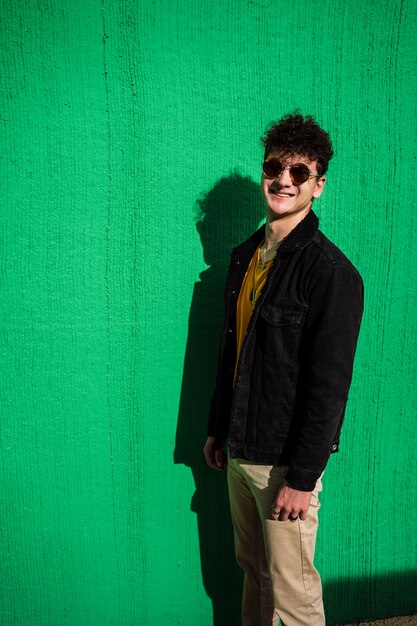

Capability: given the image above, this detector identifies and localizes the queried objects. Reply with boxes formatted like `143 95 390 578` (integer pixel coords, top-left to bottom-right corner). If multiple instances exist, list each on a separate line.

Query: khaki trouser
227 457 325 626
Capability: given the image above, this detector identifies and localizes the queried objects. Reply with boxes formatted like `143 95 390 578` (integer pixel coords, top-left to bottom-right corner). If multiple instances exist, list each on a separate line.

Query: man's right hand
203 436 226 471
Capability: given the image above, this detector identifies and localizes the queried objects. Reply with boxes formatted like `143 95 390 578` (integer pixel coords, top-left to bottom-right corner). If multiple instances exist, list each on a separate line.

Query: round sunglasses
262 157 320 186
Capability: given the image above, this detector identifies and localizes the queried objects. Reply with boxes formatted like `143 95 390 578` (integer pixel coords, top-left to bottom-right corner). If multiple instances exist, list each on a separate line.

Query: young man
203 113 364 626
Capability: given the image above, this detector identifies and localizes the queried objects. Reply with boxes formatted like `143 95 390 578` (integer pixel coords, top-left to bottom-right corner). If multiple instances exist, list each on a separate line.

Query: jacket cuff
206 428 225 449
286 466 320 492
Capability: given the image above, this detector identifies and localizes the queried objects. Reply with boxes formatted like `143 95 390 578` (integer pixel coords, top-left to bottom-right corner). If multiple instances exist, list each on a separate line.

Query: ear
312 176 326 199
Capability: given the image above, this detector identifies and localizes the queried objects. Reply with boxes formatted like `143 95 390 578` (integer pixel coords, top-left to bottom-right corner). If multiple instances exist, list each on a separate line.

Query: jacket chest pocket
257 300 307 363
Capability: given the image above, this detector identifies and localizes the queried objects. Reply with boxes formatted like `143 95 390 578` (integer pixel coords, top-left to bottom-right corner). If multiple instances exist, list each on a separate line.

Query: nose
275 166 292 186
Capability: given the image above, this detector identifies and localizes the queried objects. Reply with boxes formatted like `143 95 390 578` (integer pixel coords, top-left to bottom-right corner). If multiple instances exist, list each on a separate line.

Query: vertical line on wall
100 0 120 591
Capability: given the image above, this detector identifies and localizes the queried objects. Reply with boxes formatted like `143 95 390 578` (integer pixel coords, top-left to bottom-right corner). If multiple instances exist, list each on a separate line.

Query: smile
271 191 294 198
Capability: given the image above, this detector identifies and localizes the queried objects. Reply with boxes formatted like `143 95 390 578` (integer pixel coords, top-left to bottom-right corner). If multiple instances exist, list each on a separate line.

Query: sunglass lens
262 159 282 178
290 165 310 185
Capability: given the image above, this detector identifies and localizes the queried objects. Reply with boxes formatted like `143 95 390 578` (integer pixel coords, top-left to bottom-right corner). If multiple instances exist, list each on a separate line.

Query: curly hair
261 113 334 176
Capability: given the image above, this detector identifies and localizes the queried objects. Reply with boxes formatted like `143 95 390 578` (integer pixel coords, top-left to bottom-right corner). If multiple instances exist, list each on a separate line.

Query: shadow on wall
324 571 417 625
174 173 264 626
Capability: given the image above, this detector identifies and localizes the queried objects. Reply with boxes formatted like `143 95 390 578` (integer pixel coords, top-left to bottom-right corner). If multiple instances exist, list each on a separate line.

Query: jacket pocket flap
259 302 306 326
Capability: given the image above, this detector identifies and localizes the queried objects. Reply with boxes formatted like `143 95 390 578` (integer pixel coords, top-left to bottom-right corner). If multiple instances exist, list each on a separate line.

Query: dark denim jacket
208 209 364 491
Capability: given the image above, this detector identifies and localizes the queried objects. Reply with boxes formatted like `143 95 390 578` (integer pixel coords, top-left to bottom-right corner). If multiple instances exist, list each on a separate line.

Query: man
203 113 364 626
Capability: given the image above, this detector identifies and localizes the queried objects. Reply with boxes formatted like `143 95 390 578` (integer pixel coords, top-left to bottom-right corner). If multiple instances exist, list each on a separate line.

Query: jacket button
331 444 338 451
232 290 236 295
236 260 240 265
228 329 233 334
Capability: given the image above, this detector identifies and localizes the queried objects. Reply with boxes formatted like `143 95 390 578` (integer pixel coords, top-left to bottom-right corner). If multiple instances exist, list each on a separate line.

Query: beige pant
227 457 325 626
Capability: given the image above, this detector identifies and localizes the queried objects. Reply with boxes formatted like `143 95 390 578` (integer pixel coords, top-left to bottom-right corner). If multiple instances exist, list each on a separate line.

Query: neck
264 206 311 251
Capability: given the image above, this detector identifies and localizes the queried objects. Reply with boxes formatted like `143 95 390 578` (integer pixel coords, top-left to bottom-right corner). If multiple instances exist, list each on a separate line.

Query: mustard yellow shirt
235 246 273 373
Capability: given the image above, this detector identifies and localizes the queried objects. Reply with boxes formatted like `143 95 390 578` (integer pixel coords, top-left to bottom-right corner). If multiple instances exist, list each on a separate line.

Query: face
261 152 326 223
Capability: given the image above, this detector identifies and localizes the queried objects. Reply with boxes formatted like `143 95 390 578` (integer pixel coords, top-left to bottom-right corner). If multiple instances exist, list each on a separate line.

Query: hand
203 436 226 471
271 484 312 522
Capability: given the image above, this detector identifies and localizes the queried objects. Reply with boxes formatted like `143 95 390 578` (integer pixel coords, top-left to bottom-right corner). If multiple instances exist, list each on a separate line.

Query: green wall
1 0 417 624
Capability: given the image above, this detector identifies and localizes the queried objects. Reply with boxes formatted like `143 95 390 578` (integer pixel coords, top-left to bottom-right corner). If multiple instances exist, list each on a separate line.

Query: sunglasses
262 157 320 186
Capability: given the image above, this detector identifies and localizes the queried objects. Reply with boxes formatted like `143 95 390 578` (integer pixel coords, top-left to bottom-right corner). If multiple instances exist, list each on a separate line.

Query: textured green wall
1 0 417 624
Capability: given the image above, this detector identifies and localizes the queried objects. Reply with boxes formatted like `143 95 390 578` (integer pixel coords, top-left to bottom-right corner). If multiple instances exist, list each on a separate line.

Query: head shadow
195 171 265 271
174 172 263 625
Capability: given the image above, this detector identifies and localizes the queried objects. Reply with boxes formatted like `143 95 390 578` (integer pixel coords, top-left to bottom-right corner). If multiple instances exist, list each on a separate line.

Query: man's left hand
271 484 312 522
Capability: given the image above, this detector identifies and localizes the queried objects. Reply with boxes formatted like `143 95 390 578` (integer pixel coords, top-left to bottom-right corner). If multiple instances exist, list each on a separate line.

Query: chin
268 205 293 217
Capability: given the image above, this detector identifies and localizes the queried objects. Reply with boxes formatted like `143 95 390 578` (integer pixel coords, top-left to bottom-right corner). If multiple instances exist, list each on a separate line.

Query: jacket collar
233 209 319 259
279 208 319 255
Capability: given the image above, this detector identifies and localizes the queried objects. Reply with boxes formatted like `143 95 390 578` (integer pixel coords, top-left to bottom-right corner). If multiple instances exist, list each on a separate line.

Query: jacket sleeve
286 262 364 491
207 321 237 442
206 254 240 442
